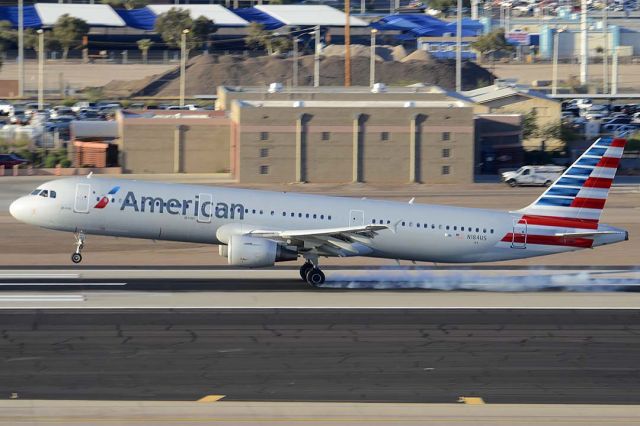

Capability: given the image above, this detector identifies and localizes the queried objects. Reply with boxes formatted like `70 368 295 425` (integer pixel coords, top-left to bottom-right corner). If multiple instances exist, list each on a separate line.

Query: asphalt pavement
2 308 640 404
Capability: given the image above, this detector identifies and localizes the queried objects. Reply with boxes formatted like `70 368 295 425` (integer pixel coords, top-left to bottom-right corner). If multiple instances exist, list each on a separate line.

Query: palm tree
137 38 153 64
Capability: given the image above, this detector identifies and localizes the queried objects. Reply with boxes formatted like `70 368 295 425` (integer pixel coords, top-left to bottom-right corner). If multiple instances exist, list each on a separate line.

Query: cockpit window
39 190 49 198
50 190 56 199
30 189 41 195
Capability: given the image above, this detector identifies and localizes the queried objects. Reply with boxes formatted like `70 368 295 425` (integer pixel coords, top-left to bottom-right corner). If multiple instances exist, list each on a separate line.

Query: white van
501 165 565 187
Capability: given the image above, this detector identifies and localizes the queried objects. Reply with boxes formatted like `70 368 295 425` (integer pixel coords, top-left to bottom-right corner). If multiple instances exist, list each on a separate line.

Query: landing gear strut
71 232 85 264
299 257 325 286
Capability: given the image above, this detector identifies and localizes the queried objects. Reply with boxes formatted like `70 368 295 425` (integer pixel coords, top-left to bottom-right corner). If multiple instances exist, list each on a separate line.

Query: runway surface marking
197 395 226 402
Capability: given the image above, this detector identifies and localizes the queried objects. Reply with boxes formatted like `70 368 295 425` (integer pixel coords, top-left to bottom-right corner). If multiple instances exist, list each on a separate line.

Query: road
2 308 640 404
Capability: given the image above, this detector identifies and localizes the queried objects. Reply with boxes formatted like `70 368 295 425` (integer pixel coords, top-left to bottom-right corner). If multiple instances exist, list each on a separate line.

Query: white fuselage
9 177 627 264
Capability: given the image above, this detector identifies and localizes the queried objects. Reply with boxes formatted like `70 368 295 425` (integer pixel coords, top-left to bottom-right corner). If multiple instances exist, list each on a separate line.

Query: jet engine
226 235 297 267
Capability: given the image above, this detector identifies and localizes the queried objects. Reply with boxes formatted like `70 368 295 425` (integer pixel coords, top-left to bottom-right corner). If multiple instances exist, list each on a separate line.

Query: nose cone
9 197 28 222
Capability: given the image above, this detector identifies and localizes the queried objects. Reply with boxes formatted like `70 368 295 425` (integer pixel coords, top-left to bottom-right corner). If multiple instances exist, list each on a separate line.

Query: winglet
408 197 415 204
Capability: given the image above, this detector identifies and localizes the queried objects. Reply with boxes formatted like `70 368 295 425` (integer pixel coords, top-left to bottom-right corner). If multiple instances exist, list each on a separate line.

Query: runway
2 308 640 404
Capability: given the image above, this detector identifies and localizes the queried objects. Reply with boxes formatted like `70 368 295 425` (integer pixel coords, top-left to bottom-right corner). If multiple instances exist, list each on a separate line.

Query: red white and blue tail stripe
518 137 626 226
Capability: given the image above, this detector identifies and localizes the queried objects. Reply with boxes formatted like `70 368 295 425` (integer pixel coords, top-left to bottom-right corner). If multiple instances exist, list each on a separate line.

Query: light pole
293 38 299 87
180 28 189 107
455 0 462 92
552 28 562 96
18 0 24 98
345 0 351 87
602 3 608 94
611 48 618 95
370 29 377 87
37 29 44 111
314 25 320 87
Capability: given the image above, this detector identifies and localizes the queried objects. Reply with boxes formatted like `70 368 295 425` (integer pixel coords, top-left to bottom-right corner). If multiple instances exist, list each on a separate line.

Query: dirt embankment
102 47 495 98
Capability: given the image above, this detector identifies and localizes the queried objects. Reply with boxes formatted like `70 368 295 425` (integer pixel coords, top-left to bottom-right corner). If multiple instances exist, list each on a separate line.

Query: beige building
229 99 475 184
461 83 562 151
216 85 465 111
116 111 231 174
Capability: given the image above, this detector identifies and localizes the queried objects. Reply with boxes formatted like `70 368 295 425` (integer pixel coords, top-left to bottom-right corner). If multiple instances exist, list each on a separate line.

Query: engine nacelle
227 235 297 267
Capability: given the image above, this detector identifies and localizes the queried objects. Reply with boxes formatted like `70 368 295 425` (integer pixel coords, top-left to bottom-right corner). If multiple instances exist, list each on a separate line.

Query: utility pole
18 0 24 98
345 0 351 87
611 49 618 95
37 29 44 110
314 25 320 87
180 29 189 107
552 30 559 96
370 29 377 87
602 3 608 94
455 0 462 92
580 0 588 85
293 38 299 87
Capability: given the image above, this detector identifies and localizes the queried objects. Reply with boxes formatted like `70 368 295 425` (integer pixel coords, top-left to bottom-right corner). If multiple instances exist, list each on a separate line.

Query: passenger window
476 228 480 232
402 221 406 226
306 213 309 218
416 223 420 228
490 229 494 234
282 212 286 216
313 214 317 219
290 212 295 217
39 190 49 198
320 215 324 219
298 213 302 218
328 216 332 220
453 226 457 230
446 225 450 230
372 219 376 224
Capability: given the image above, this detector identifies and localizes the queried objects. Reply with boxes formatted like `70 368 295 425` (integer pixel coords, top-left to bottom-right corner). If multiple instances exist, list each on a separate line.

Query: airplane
9 136 629 286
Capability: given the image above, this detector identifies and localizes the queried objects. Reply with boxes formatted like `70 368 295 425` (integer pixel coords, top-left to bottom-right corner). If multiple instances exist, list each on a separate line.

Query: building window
260 148 269 158
442 148 450 158
321 131 330 141
380 131 390 141
259 165 269 175
260 131 269 141
442 165 450 175
442 132 450 141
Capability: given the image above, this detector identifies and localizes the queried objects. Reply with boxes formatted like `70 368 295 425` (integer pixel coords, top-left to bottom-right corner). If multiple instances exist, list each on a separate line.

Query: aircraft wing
247 224 389 256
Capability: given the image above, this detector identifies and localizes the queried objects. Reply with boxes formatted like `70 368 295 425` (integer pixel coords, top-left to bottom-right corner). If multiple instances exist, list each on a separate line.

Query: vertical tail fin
518 137 626 227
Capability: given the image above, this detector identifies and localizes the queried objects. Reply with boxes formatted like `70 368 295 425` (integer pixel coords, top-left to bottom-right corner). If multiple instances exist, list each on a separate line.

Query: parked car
583 104 610 120
77 109 102 120
50 106 75 119
602 117 631 126
0 100 12 115
501 165 565 187
0 153 28 168
9 107 27 124
71 102 97 113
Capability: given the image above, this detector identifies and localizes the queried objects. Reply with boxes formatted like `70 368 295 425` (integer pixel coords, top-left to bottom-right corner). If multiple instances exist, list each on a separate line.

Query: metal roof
462 85 555 104
255 5 368 27
35 3 126 27
147 5 248 26
238 100 469 108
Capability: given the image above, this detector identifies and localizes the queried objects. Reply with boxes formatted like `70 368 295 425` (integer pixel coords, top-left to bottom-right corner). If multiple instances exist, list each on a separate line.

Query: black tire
507 179 517 187
544 180 552 187
299 262 313 281
71 253 82 264
305 268 325 286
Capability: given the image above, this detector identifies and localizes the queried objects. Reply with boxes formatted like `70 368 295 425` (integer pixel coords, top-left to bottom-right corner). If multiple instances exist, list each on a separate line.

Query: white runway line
0 295 85 302
0 274 80 279
0 282 127 286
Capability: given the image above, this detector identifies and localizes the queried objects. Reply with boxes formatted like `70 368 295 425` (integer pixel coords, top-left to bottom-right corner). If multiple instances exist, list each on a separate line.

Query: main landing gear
71 232 85 264
299 258 325 286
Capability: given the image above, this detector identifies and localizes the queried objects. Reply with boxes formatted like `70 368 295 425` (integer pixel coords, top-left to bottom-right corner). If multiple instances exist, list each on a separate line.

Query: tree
154 8 217 52
245 22 291 55
24 29 59 53
471 28 515 61
0 20 16 54
101 0 149 9
522 109 538 141
52 14 89 61
137 38 153 63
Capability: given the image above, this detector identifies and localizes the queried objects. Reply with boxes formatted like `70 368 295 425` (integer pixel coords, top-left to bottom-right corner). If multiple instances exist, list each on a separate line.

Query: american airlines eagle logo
93 186 120 209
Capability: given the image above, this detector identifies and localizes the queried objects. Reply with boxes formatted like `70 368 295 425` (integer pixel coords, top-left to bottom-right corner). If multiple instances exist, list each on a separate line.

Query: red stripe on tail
596 157 621 168
583 177 613 188
611 138 627 148
501 233 594 248
571 197 607 209
519 215 599 230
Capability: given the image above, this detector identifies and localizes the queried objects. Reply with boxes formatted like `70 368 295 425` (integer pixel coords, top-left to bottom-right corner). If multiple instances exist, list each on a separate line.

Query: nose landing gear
299 256 325 286
71 232 85 264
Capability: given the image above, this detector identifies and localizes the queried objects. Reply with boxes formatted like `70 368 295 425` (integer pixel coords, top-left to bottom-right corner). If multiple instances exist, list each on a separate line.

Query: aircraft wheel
71 253 82 264
305 268 325 286
300 262 313 281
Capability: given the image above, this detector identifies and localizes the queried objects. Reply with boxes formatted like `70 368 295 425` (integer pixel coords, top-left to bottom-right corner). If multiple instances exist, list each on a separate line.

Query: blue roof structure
114 7 156 31
0 5 42 28
372 14 482 39
232 7 284 30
